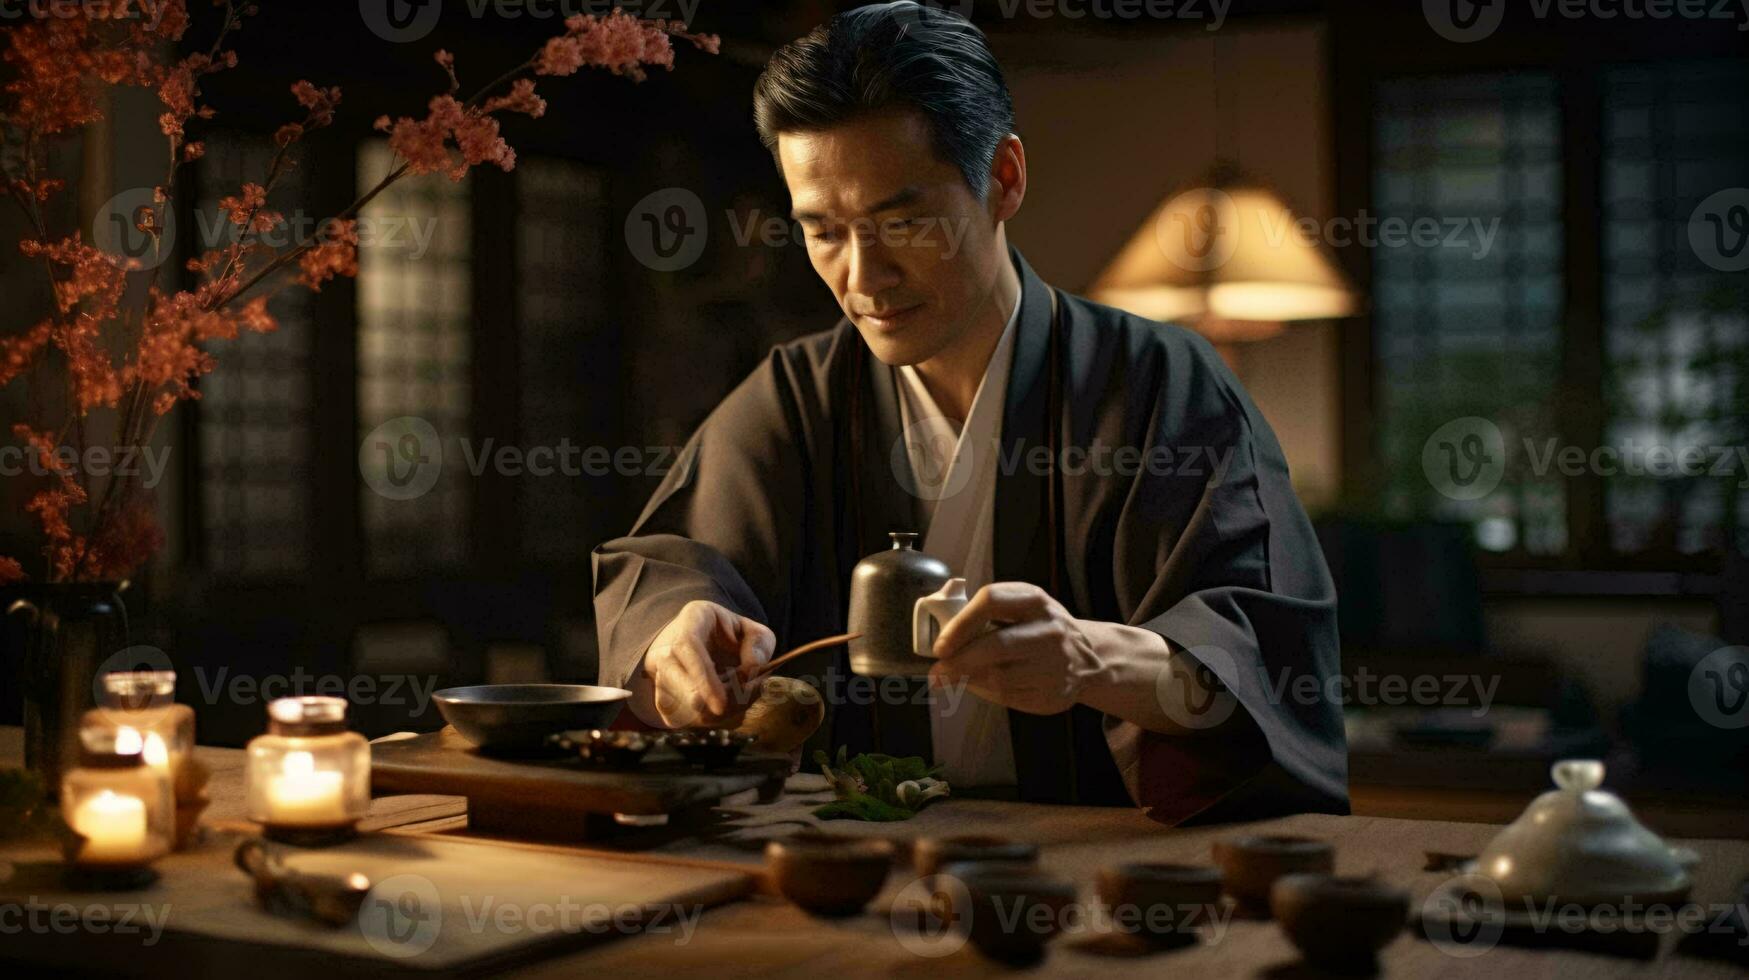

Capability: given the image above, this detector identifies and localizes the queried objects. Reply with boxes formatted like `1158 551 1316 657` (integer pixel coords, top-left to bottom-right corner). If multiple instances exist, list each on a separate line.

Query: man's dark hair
752 1 1015 199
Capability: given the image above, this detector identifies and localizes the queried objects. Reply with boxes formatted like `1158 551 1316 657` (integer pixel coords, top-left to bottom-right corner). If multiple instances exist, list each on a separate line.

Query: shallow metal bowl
432 684 631 753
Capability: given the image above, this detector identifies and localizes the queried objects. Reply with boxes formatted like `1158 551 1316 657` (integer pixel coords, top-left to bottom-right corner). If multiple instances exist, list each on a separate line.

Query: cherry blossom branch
219 159 408 311
5 7 720 583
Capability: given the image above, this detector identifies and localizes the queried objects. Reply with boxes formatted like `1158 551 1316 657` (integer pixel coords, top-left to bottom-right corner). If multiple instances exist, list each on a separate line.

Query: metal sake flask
846 532 952 677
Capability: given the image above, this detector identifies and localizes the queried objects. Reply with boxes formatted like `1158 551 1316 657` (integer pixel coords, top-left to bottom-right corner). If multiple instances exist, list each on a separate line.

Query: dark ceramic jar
847 533 951 677
5 582 131 800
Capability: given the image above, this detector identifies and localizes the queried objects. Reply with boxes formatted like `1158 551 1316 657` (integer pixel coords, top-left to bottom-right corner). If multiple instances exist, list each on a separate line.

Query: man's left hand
927 581 1104 715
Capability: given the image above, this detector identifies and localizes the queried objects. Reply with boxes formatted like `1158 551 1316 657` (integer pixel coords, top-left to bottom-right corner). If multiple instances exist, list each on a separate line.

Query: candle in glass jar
71 789 150 864
265 751 348 826
246 696 368 844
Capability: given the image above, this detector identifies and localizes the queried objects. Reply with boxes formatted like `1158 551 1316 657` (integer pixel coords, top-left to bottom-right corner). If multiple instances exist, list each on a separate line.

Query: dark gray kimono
593 248 1348 825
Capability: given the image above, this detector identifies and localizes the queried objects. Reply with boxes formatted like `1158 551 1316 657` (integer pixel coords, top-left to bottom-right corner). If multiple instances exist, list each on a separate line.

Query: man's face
778 109 1006 366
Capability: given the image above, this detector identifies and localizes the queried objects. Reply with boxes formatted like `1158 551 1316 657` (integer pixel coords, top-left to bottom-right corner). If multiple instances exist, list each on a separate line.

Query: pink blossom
297 220 359 291
484 78 545 119
290 79 342 127
217 183 282 234
384 113 455 179
534 10 681 81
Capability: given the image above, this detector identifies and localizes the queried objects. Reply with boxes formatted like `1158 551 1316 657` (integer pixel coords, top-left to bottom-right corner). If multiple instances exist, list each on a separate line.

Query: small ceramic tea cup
912 835 1038 877
1271 873 1408 973
552 729 663 769
766 835 895 917
669 728 755 769
1097 862 1225 943
1212 834 1335 918
940 864 1078 963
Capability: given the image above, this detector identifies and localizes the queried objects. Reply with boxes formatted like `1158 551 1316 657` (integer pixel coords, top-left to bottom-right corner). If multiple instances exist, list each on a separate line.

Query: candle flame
91 788 134 810
116 726 170 769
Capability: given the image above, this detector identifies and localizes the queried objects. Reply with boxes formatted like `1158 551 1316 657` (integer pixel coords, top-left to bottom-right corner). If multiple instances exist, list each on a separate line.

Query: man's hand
629 600 775 728
928 581 1222 733
927 582 1104 716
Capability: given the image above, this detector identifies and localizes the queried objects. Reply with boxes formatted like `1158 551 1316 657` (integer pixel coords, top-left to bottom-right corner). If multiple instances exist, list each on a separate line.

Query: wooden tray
370 728 791 841
0 828 753 977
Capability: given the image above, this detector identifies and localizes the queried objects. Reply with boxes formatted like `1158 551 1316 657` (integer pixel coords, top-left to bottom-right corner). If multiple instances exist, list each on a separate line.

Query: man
593 1 1347 824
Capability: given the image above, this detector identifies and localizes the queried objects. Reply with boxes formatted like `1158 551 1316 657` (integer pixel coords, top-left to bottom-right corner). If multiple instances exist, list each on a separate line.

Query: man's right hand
628 600 775 728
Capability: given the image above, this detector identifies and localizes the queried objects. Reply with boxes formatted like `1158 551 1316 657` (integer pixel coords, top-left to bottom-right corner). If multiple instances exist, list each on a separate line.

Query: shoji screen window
193 132 314 578
1372 74 1566 556
355 141 473 575
515 157 611 565
1602 61 1749 558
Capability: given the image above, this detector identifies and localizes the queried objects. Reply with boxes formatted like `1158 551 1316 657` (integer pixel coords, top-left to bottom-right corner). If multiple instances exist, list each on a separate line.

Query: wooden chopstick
740 631 862 681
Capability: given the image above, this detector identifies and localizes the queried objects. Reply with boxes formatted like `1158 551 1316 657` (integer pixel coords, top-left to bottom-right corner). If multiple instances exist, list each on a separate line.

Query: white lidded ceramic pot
1472 759 1700 907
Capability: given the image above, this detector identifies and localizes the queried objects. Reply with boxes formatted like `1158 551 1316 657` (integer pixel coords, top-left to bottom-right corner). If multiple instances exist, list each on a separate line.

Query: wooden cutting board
0 828 753 977
370 728 792 841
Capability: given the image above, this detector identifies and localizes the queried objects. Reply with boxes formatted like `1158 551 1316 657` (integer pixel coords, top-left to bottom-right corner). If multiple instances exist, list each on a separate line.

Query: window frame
1329 4 1749 593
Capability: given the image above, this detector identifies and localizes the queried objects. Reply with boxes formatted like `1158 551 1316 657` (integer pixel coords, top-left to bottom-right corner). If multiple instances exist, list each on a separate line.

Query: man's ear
988 133 1026 222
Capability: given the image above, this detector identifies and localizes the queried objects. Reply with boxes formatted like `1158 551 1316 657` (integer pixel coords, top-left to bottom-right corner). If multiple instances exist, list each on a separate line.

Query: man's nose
844 234 903 300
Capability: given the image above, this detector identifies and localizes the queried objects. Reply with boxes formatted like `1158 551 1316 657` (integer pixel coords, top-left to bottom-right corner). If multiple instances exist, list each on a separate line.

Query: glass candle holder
60 729 172 888
82 670 194 795
245 697 369 846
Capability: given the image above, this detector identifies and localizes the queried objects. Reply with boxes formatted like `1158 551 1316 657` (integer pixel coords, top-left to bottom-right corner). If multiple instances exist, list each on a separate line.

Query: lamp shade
1090 164 1358 337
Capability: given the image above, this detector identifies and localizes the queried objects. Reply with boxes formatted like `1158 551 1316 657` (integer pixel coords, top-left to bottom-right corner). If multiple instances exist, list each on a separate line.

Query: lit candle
71 789 150 865
115 726 171 776
246 696 369 844
85 671 194 829
265 751 348 826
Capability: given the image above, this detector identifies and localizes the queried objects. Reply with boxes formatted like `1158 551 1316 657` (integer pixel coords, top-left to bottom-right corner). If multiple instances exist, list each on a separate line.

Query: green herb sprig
811 746 951 822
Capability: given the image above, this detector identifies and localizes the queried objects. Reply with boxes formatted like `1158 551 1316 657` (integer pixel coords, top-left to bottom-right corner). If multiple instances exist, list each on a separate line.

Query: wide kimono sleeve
1106 332 1349 824
591 343 826 690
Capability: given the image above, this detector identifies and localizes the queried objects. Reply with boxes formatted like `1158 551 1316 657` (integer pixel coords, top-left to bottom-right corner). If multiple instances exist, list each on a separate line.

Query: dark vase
4 582 130 798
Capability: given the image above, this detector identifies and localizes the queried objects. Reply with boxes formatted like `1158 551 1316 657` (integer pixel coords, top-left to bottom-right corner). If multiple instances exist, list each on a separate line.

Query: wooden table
3 728 1744 978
